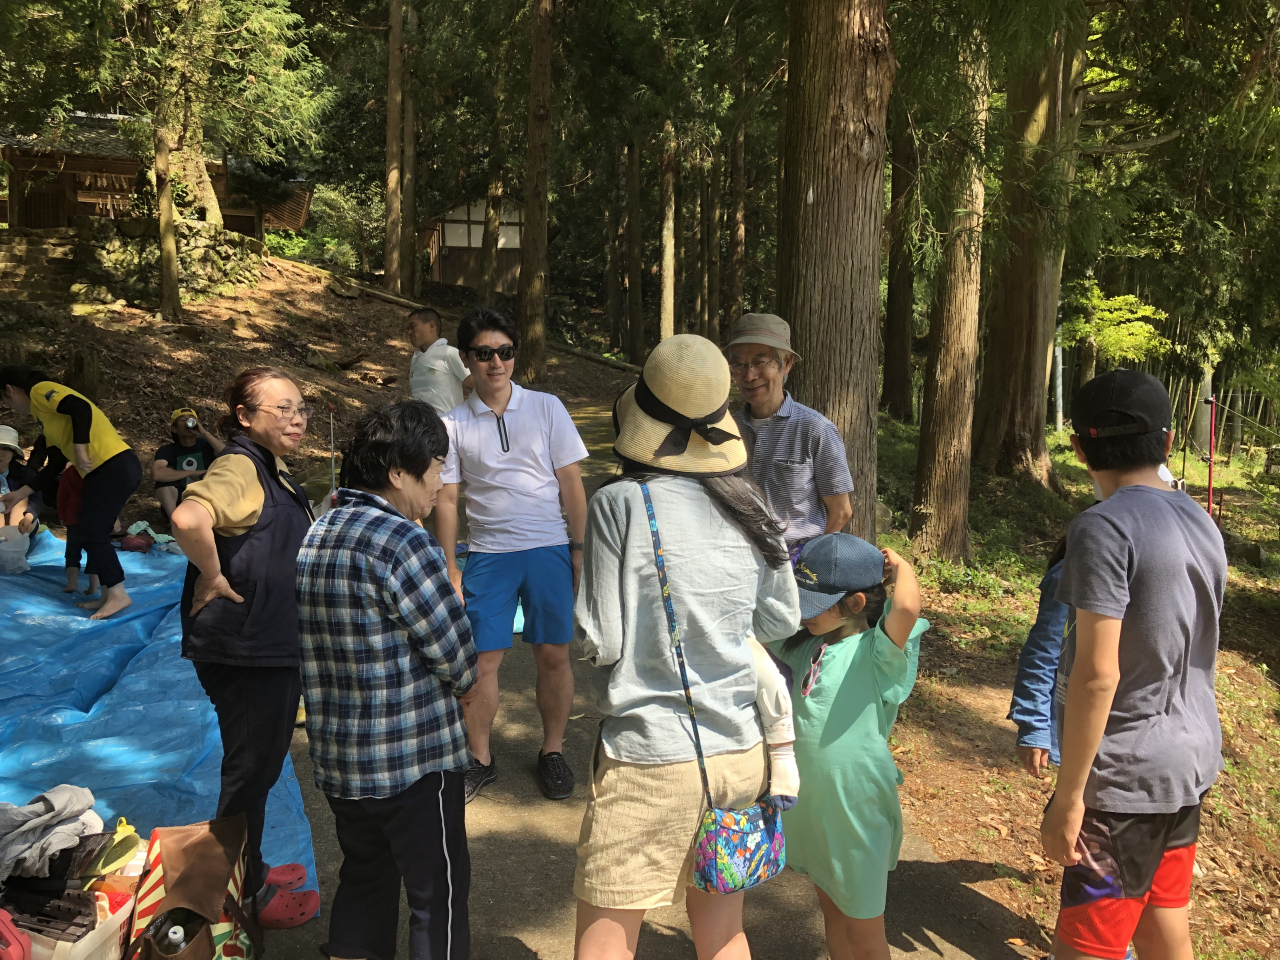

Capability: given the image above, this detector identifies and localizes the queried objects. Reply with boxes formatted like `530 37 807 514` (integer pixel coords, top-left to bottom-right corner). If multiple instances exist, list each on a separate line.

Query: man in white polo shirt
435 306 589 803
408 307 474 414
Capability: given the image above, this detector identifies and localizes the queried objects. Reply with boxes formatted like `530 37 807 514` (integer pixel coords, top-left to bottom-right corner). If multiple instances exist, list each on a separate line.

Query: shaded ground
6 269 1276 957
270 639 1039 960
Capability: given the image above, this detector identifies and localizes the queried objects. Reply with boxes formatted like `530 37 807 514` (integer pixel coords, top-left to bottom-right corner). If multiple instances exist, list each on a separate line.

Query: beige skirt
573 740 767 910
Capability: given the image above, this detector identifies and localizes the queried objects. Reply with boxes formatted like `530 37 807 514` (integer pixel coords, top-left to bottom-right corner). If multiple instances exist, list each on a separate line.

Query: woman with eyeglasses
0 365 142 619
169 366 320 930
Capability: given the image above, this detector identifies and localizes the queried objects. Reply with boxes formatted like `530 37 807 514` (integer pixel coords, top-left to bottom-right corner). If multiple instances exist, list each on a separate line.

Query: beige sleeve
180 454 265 537
750 633 795 744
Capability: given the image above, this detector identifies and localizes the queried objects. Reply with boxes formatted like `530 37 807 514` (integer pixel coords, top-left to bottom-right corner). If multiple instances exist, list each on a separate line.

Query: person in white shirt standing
408 308 474 414
435 306 590 804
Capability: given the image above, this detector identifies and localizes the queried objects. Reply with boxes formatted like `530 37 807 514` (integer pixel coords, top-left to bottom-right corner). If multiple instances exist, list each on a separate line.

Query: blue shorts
461 545 574 652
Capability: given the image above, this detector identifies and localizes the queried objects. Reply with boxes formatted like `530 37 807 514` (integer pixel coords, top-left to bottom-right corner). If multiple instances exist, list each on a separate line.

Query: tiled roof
0 115 140 160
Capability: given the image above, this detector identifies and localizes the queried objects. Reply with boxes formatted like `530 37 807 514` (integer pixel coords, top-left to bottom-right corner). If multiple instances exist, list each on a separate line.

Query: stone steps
0 236 81 301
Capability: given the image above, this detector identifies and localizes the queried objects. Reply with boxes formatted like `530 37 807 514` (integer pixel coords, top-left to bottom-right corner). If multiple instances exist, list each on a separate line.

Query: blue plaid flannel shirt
297 488 478 799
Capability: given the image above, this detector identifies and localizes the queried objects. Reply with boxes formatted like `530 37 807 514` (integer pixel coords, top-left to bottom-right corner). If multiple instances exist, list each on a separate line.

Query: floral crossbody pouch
639 481 786 895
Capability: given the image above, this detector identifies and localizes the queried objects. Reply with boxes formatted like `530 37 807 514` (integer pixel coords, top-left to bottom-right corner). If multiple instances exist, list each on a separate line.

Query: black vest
180 436 314 667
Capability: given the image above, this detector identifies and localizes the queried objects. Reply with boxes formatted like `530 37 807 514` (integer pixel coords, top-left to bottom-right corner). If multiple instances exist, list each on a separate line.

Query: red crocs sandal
263 863 308 892
258 886 320 929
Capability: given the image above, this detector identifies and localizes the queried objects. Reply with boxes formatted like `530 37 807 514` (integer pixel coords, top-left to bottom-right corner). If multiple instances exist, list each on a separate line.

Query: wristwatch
569 541 584 552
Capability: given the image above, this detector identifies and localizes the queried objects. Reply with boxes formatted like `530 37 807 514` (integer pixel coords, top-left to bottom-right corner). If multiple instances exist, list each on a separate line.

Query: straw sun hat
613 334 747 476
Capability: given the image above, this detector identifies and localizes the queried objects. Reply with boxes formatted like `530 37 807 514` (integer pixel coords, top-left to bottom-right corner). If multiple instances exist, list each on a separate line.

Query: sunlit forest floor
2 271 1276 957
878 420 1280 960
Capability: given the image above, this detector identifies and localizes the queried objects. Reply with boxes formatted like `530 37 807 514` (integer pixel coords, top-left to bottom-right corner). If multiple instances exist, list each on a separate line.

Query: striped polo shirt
733 392 853 548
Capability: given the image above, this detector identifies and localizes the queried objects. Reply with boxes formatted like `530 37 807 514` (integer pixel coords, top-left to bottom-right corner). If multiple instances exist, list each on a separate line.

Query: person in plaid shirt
297 400 478 960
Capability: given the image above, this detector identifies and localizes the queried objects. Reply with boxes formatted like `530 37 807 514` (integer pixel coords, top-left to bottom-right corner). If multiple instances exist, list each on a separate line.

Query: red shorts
1055 801 1200 960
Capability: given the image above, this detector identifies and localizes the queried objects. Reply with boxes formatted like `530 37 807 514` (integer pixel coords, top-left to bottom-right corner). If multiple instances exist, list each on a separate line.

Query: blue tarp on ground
0 533 318 898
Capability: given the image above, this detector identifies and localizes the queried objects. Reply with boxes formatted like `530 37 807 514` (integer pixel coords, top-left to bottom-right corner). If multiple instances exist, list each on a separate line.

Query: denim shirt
1007 561 1066 764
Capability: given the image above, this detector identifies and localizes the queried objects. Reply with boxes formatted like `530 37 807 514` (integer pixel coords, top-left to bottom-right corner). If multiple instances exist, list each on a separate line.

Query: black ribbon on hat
634 375 738 458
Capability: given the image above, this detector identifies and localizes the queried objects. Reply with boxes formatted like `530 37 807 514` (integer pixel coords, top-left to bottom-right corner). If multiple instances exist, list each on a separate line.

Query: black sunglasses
469 344 516 362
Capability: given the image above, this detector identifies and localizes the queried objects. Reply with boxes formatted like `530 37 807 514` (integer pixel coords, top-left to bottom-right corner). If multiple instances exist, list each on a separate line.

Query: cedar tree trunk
626 138 645 363
707 146 722 345
728 121 746 328
777 0 895 540
383 0 404 293
515 0 554 382
909 46 989 561
401 79 418 292
971 21 1084 490
155 131 182 320
674 161 684 331
692 166 705 336
608 149 625 351
882 110 917 422
660 119 677 340
478 158 503 304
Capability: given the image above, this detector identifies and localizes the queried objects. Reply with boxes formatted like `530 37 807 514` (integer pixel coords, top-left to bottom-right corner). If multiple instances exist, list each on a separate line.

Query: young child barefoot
765 535 927 960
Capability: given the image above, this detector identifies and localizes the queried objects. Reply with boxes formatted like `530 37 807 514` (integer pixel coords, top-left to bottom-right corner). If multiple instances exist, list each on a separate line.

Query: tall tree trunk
971 19 1085 490
1076 336 1097 385
1229 387 1243 453
707 146 722 345
6 168 25 229
882 109 917 422
173 132 222 227
609 149 625 351
774 78 786 310
478 158 504 304
1190 362 1214 452
674 161 684 331
605 204 620 350
660 119 677 340
692 165 705 336
155 131 182 320
401 10 418 296
728 120 746 329
777 0 895 540
515 0 554 382
626 138 645 363
698 164 709 336
909 45 989 561
383 0 404 294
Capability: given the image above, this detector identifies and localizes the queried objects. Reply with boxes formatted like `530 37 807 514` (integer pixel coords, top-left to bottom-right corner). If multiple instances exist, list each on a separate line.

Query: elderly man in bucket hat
726 314 853 555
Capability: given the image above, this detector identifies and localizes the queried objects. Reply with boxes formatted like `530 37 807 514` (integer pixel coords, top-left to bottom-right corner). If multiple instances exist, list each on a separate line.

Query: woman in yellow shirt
0 366 142 619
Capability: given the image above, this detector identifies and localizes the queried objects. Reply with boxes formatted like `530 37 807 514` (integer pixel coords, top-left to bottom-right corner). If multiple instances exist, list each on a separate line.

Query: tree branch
1078 129 1181 154
1084 89 1137 104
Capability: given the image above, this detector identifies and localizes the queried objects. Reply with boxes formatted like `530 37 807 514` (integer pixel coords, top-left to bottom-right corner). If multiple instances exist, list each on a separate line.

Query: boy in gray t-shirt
1043 370 1226 960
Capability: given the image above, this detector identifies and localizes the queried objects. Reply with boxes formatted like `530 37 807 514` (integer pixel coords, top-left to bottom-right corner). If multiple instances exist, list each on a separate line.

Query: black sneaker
464 756 497 804
536 751 575 800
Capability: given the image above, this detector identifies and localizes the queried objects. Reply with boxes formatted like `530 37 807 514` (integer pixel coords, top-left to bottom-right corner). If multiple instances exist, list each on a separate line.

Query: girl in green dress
766 534 927 960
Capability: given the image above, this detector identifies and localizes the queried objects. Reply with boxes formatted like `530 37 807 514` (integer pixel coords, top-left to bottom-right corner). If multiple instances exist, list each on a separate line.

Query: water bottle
182 417 198 430
147 907 207 955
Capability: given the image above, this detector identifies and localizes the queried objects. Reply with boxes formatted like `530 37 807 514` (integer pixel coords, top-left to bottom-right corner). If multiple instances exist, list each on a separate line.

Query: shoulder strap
639 482 714 811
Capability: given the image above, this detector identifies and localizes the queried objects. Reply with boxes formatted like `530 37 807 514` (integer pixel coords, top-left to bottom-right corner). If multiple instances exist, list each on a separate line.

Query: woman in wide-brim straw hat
573 334 801 960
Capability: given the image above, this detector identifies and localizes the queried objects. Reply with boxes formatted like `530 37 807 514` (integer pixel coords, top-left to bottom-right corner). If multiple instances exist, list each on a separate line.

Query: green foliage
263 229 310 259
1060 278 1171 365
0 0 118 134
298 183 385 272
112 0 330 163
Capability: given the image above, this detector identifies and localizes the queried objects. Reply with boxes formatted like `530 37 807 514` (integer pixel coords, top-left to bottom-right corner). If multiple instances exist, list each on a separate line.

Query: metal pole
1204 395 1216 513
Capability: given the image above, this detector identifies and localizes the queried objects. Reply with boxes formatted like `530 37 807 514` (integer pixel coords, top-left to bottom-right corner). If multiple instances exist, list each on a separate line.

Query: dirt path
263 400 1034 960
